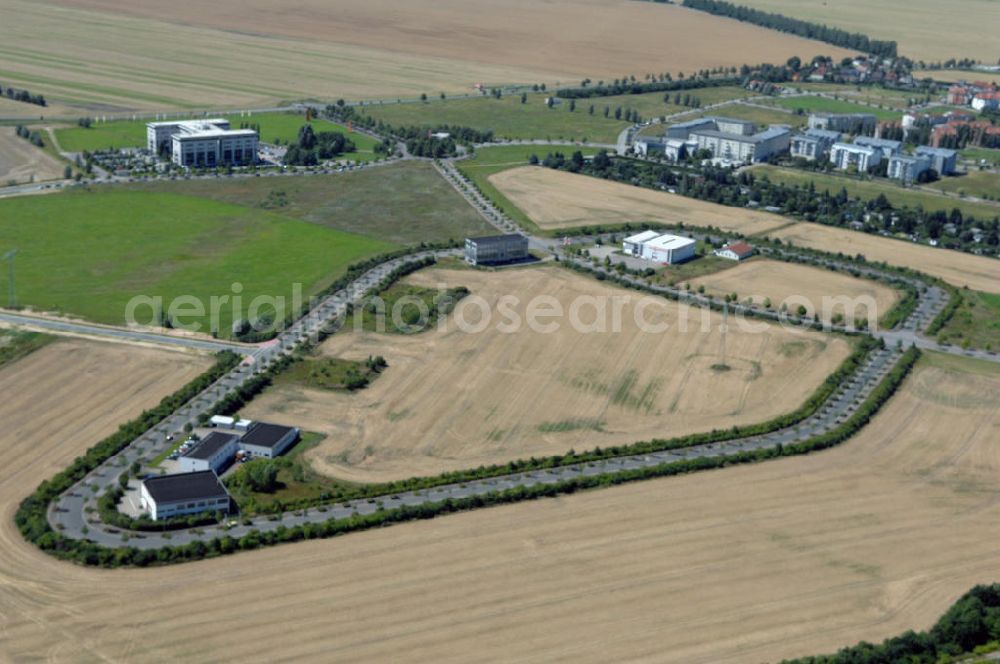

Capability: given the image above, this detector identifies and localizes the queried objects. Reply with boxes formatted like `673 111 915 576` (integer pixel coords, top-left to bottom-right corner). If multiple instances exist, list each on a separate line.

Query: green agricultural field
124 162 494 245
963 147 1000 167
767 96 902 120
937 289 1000 351
0 189 392 335
357 93 628 143
456 144 604 231
752 165 1000 222
926 171 1000 201
53 113 378 159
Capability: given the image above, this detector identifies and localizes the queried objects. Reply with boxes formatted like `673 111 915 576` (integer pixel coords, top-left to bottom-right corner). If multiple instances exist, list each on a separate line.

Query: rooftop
723 241 754 255
142 471 229 504
467 233 528 246
645 234 696 251
915 146 958 158
624 230 662 244
240 422 297 450
801 128 842 141
184 432 238 461
855 136 902 151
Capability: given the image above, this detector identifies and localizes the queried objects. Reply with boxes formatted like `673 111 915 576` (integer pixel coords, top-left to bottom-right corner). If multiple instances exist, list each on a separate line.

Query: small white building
239 422 300 459
140 471 231 521
209 415 236 428
622 230 662 256
714 241 755 261
179 432 239 474
641 234 696 265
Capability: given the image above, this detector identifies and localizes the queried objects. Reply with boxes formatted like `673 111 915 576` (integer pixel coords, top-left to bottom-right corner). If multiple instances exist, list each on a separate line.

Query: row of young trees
681 0 897 58
0 83 46 106
556 154 1000 253
13 125 44 148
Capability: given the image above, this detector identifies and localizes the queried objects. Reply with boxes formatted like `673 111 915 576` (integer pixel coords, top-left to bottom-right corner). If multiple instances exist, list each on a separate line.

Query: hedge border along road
25 329 918 566
29 234 920 564
26 147 962 565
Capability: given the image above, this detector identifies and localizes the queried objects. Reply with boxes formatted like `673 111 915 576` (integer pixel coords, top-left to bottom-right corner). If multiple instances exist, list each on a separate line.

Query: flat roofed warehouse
239 422 300 459
179 431 239 474
140 471 230 521
464 234 530 266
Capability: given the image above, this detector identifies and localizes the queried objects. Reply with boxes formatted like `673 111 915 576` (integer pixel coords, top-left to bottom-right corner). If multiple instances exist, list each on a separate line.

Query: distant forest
680 0 898 58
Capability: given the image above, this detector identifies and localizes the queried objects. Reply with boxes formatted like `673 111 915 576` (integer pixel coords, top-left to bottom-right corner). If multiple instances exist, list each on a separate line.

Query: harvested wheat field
244 265 849 483
0 127 66 185
768 222 1000 294
739 0 997 62
4 352 1000 663
490 166 791 235
689 258 901 328
7 0 850 110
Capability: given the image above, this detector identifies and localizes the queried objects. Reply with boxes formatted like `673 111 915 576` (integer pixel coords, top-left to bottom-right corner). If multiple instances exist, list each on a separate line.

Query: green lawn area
962 147 1000 167
792 83 924 110
456 144 604 232
124 162 494 245
357 93 628 143
767 96 903 121
937 289 1000 351
0 189 393 335
348 282 469 334
356 87 753 143
666 104 806 129
275 355 386 391
752 165 1000 221
0 330 53 369
226 432 358 512
926 171 1000 200
53 112 378 159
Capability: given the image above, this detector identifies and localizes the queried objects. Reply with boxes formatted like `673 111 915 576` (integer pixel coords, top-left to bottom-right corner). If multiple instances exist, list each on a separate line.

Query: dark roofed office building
464 234 529 266
140 471 231 521
239 422 300 458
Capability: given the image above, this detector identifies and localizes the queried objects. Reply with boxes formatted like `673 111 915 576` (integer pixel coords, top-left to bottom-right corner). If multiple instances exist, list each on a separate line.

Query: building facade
714 242 755 261
179 432 239 474
239 422 300 459
146 119 258 167
807 112 877 134
140 471 231 521
830 142 882 172
790 129 841 160
887 154 931 182
689 126 790 164
915 146 958 175
641 234 696 264
464 234 530 266
622 230 662 256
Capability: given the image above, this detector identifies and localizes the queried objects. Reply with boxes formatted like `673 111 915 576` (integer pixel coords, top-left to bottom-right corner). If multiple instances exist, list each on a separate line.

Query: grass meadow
0 188 393 335
766 95 903 120
124 162 495 245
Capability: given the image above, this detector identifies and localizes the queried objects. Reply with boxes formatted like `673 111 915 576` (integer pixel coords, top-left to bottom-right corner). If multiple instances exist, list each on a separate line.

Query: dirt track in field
0 127 65 184
244 265 849 483
13 0 850 108
3 343 1000 662
689 258 902 328
490 166 792 235
768 222 1000 294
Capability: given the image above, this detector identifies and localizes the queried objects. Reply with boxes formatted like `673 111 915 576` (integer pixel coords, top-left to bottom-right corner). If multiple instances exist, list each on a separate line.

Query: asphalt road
24 125 1000 551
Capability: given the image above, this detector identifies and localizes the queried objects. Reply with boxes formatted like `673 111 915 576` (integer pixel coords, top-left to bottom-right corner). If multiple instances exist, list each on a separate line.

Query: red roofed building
714 241 755 261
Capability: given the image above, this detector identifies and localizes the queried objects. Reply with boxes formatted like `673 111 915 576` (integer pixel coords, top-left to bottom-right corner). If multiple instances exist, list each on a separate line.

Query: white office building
146 119 258 167
179 432 239 474
622 230 663 256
